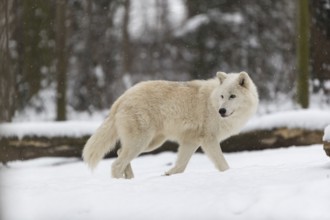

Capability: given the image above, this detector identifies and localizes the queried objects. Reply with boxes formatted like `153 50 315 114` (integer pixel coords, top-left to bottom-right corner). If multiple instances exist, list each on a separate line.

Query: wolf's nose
219 108 226 116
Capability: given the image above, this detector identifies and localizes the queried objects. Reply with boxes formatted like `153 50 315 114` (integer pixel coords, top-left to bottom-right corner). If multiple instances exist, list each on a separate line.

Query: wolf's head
212 71 259 120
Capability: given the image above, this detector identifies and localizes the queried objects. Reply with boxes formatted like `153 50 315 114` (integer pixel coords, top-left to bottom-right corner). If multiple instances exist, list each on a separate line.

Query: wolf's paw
219 163 230 172
164 167 184 176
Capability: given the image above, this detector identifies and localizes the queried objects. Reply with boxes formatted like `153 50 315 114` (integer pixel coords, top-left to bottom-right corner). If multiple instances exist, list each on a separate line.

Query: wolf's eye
221 95 224 99
229 94 236 99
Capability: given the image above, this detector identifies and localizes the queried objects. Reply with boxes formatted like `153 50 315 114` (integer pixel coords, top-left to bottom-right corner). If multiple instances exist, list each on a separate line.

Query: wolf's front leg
165 143 199 176
201 142 229 171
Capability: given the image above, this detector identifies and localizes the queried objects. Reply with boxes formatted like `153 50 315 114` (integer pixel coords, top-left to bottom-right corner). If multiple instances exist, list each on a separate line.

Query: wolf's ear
238 71 249 88
216 71 227 84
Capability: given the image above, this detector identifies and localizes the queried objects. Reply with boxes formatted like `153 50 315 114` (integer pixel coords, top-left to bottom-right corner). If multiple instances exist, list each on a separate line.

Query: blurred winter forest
1 0 330 122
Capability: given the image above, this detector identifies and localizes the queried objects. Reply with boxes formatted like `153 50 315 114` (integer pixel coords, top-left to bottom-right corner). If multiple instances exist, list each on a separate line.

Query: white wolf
83 71 258 178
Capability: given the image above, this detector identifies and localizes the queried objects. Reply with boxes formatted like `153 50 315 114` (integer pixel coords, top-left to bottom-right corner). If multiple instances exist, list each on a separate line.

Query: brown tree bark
296 0 310 108
0 0 15 122
55 0 67 121
122 0 132 75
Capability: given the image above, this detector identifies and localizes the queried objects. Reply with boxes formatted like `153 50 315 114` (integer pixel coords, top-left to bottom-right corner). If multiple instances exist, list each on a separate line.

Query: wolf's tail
82 115 118 170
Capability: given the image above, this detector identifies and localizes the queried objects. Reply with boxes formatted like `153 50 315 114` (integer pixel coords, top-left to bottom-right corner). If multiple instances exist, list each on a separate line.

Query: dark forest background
1 0 330 122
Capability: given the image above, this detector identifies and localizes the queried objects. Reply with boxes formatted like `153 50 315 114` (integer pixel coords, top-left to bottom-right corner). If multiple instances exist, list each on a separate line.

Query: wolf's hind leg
112 148 139 179
124 163 134 179
117 149 134 179
112 134 152 178
165 143 199 176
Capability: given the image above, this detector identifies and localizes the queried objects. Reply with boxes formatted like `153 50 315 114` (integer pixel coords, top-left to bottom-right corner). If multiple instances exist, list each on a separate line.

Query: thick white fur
82 71 259 178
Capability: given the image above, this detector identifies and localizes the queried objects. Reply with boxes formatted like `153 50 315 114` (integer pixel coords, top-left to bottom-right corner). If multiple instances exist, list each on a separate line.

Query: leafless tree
0 0 14 122
55 0 68 120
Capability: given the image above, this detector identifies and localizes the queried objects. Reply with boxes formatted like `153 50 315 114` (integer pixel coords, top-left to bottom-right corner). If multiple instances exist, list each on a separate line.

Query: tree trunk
23 0 41 98
0 0 15 122
56 0 67 121
296 0 310 108
22 0 53 102
122 0 132 75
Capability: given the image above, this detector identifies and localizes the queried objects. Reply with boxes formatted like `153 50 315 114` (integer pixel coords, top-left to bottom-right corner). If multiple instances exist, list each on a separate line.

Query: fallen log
0 127 325 163
0 136 88 163
324 125 330 157
324 142 330 157
222 127 323 151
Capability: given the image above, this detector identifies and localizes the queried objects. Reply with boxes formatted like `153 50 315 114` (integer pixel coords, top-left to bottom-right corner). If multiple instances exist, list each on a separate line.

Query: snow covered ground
1 144 330 220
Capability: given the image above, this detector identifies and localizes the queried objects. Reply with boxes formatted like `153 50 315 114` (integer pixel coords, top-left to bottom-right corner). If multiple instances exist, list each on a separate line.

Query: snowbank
1 145 330 220
0 121 101 139
243 109 330 132
1 110 330 139
324 125 330 141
